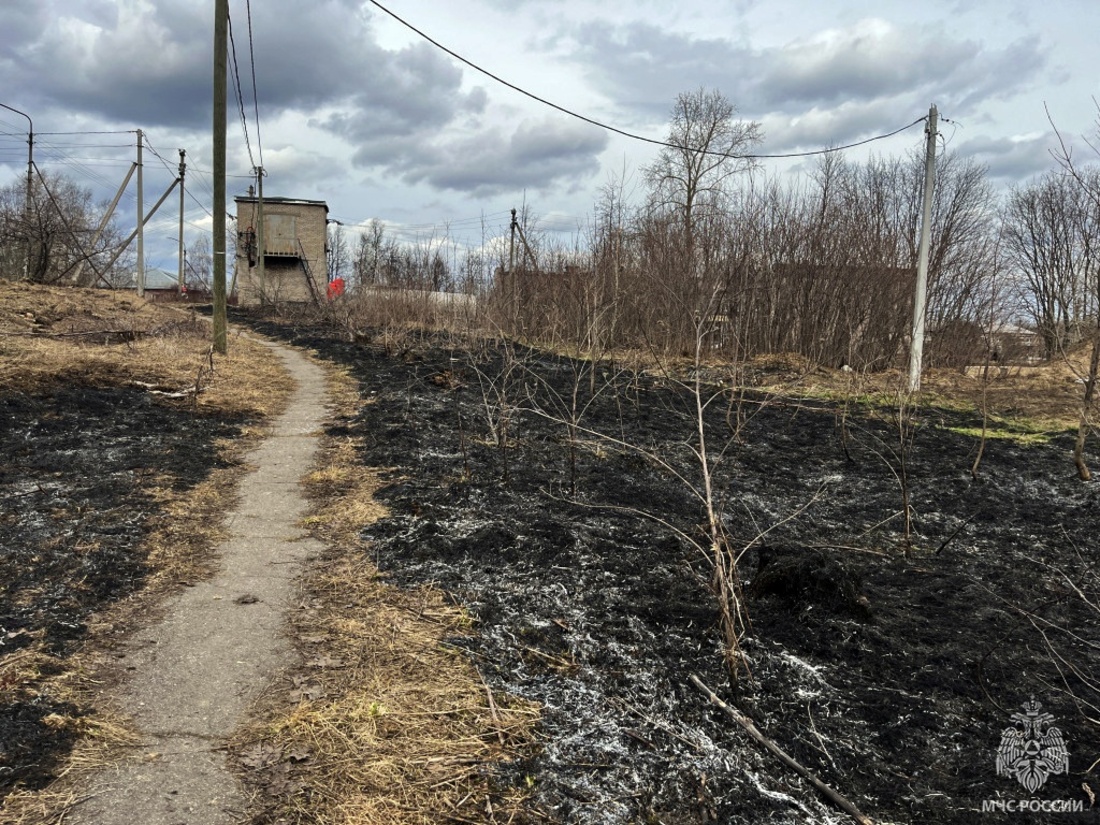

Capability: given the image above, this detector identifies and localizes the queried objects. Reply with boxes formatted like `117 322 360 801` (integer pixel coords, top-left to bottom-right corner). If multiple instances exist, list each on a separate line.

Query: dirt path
71 341 328 825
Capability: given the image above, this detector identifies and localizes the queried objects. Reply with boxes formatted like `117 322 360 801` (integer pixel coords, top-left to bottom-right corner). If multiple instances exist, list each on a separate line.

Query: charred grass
0 283 293 818
229 360 542 825
236 312 1099 825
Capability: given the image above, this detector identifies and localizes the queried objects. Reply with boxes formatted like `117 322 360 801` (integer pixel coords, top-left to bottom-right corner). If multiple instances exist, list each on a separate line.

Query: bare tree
327 222 351 284
645 88 762 244
1047 105 1100 480
1003 171 1099 359
185 234 214 293
353 219 388 288
0 171 129 285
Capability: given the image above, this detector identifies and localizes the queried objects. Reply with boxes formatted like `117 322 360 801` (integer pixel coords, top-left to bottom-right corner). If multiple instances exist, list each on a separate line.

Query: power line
245 0 264 168
36 130 135 136
146 138 215 221
184 185 215 221
365 0 925 160
227 7 256 170
330 210 514 231
739 119 928 158
30 142 135 150
189 165 256 180
147 136 216 222
33 136 137 194
143 138 179 176
37 158 133 166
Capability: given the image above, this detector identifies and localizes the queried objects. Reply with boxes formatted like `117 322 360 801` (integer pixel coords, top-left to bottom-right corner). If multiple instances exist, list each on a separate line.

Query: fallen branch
689 674 874 825
130 379 201 399
0 328 146 339
477 669 507 748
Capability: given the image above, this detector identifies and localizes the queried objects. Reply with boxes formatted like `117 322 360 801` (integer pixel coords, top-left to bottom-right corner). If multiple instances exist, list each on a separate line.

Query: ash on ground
247 319 1100 824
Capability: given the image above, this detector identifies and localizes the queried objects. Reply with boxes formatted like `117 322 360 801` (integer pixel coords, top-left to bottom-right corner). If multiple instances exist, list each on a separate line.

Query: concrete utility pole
907 104 938 393
136 129 145 297
70 162 136 287
255 165 265 304
0 103 34 281
212 0 228 354
98 177 179 275
178 149 186 294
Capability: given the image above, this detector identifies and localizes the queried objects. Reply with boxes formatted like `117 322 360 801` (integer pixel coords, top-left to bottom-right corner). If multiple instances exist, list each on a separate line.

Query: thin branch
689 674 875 825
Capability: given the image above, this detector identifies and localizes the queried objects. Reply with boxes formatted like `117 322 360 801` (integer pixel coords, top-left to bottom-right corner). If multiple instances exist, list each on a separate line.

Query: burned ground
245 317 1099 825
0 380 246 798
0 283 293 807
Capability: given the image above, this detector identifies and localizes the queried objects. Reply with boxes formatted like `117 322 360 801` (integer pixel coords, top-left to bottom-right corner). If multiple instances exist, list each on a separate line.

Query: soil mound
749 545 871 620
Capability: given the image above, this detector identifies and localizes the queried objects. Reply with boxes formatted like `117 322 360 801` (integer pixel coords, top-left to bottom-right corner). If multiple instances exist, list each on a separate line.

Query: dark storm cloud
0 1 605 198
3 1 211 126
0 4 50 54
370 117 609 198
0 0 481 133
567 19 1049 150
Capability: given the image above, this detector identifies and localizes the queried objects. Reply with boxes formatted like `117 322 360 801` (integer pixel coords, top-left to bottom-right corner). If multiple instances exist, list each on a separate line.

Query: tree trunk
1072 329 1100 481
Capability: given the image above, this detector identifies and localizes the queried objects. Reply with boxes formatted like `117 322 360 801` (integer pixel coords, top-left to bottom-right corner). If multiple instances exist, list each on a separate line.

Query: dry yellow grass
648 344 1089 434
231 361 541 825
0 281 293 420
531 331 1089 432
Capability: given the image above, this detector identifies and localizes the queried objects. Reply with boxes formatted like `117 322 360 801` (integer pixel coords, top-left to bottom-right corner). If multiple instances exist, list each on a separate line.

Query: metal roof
234 195 328 209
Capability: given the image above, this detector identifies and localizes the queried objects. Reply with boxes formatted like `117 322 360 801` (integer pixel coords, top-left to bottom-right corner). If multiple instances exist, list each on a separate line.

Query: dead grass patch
230 361 541 825
0 705 139 825
0 282 293 420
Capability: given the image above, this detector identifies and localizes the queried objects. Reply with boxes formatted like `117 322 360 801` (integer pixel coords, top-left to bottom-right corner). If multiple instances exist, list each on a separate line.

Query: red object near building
327 278 345 300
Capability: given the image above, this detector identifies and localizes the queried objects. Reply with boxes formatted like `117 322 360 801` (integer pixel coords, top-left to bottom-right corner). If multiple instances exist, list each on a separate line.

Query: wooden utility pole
136 129 145 297
907 104 938 392
178 149 186 294
509 208 517 274
212 0 228 354
256 166 265 304
0 103 33 281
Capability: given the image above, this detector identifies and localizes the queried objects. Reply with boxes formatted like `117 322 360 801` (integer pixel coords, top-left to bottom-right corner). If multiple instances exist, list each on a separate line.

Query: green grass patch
943 417 1067 446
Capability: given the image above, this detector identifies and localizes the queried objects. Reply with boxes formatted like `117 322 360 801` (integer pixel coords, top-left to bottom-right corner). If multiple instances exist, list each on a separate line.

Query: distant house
117 266 179 292
234 194 328 307
988 322 1043 364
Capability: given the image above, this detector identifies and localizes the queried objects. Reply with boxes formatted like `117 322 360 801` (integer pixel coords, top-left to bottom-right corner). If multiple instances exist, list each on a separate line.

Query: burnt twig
689 674 875 825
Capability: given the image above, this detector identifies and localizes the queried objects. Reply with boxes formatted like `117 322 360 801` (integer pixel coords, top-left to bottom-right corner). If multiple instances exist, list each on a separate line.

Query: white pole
178 149 186 293
908 105 938 392
136 129 145 297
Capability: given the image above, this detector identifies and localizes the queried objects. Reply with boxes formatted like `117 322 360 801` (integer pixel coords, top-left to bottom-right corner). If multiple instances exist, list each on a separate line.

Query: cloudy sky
1 0 1098 269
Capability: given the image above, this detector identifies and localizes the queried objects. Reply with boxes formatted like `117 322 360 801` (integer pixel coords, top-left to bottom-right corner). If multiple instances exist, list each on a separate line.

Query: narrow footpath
72 342 328 824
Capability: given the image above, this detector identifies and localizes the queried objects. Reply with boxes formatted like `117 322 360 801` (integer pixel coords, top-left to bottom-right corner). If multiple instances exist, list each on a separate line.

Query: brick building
233 194 328 306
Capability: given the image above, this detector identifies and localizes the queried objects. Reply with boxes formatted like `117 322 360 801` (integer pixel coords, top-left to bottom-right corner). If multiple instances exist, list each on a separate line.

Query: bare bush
0 171 131 286
1003 170 1100 359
